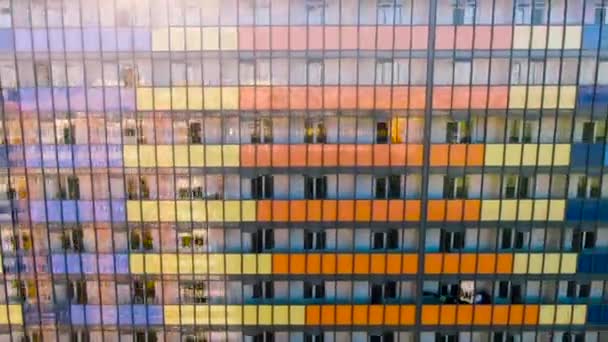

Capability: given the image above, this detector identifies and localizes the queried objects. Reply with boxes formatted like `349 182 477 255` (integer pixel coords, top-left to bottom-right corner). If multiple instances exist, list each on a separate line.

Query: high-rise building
0 0 607 341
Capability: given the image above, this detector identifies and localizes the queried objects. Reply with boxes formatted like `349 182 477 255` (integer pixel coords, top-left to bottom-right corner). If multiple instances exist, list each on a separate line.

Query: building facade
0 0 608 341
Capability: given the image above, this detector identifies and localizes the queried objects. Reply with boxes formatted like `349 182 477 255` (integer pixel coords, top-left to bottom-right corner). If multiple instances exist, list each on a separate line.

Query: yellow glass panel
0 306 10 325
553 145 571 166
0 255 3 274
542 253 560 274
512 26 531 49
224 201 241 221
547 26 564 49
258 254 272 274
243 305 257 325
176 201 192 222
143 254 161 273
500 200 517 221
542 86 559 108
258 305 272 325
202 27 220 50
206 145 223 166
555 305 573 325
127 200 142 222
504 144 522 166
152 28 169 51
180 305 195 325
138 145 156 168
508 86 527 109
171 87 188 110
136 88 154 111
130 254 144 274
156 145 173 167
8 305 22 325
169 27 185 51
164 305 180 324
193 254 207 274
225 254 243 274
222 87 240 110
273 306 289 325
223 145 240 167
221 27 238 50
572 305 587 324
484 145 504 166
548 200 565 221
290 306 306 325
517 199 533 220
526 86 542 109
226 305 243 325
208 254 226 274
559 86 576 109
539 305 556 324
480 200 500 220
243 254 258 274
189 146 205 167
195 305 210 325
531 26 548 49
210 305 227 325
178 254 194 274
537 144 553 165
185 28 202 51
161 254 178 274
141 201 159 221
203 88 222 110
159 201 176 222
187 86 204 110
191 201 206 221
564 26 582 49
123 146 138 167
207 201 224 221
560 253 577 274
242 200 257 222
532 199 549 220
154 88 172 111
528 254 543 274
174 145 189 167
521 144 538 166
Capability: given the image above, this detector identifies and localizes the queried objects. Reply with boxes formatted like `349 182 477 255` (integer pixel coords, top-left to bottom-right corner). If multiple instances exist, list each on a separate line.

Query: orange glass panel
407 144 424 166
387 200 404 221
322 200 338 221
421 305 440 325
368 306 385 325
432 87 453 109
384 306 400 325
321 254 337 274
289 87 307 109
370 254 386 274
359 27 376 50
288 145 307 167
430 144 449 166
289 254 306 274
473 26 493 49
238 27 254 50
321 306 336 325
352 305 368 325
355 144 373 166
308 26 325 50
353 254 370 274
404 200 421 221
458 254 477 273
323 86 340 108
322 144 339 166
424 254 442 274
324 27 340 49
400 305 416 325
496 254 513 274
492 26 513 49
251 144 271 167
271 86 289 109
477 254 497 274
289 27 307 50
336 254 354 274
289 200 306 222
355 200 372 221
306 305 321 325
386 254 402 274
306 254 322 274
240 145 256 167
338 144 356 166
446 200 465 220
271 145 289 167
271 201 289 222
403 254 418 274
307 86 324 109
523 305 539 325
442 254 460 274
270 26 289 50
272 254 289 274
457 305 474 325
488 86 509 108
307 200 322 221
455 26 474 49
473 306 492 325
340 27 358 50
335 305 352 325
253 26 271 50
372 200 389 221
374 86 392 109
427 200 446 221
463 200 481 221
337 200 355 221
256 200 272 221
493 305 510 325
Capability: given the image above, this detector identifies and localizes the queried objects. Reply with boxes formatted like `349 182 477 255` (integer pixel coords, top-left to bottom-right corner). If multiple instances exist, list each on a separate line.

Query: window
304 176 327 199
566 281 591 298
124 119 146 144
369 333 395 342
70 331 90 342
68 281 88 304
446 121 471 143
443 176 468 199
582 121 606 143
304 230 326 250
572 229 596 251
59 123 76 145
576 176 601 199
0 0 11 28
11 280 36 302
304 334 324 342
179 230 207 251
57 175 80 200
245 332 274 342
440 230 464 252
250 118 273 143
127 176 150 200
377 0 403 24
304 281 325 299
371 281 397 304
4 231 32 252
435 333 459 342
452 0 476 25
251 175 273 199
497 281 523 304
181 282 207 303
375 175 401 199
135 331 158 342
376 59 395 85
306 0 326 25
500 228 525 249
182 332 210 342
304 118 327 143
189 121 202 144
130 229 154 251
562 332 585 342
529 60 544 84
596 2 608 24
240 59 255 85
493 332 520 342
511 62 522 84
133 281 156 304
252 281 274 299
372 229 399 249
251 229 274 252
35 63 51 86
531 0 545 24
307 59 323 85
376 122 389 143
453 59 472 85
62 228 83 252
504 175 530 199
254 0 270 25
508 119 533 143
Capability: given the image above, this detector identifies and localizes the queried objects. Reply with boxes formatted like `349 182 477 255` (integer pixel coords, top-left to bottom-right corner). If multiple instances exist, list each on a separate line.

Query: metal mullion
285 0 293 338
416 0 437 338
22 0 58 338
267 0 275 332
333 0 343 331
235 0 245 336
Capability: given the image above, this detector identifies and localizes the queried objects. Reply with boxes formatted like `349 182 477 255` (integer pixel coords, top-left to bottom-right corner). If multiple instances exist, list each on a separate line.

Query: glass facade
0 0 608 341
